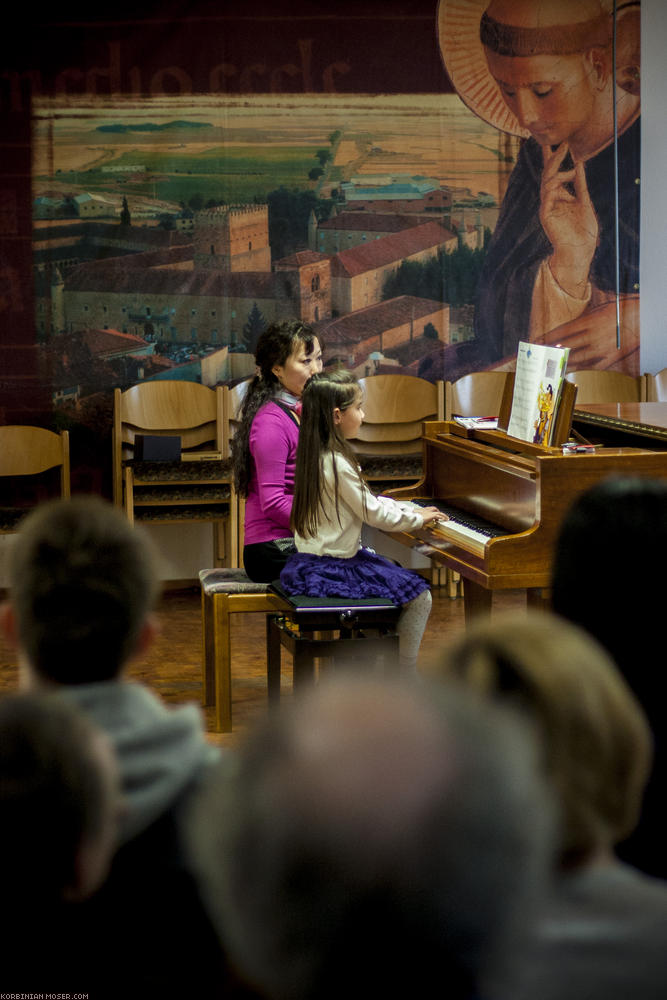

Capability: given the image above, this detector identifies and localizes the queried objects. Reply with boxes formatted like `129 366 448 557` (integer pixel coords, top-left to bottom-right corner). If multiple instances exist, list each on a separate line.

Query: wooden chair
564 369 646 404
0 426 70 532
646 368 667 401
200 570 402 733
113 380 237 567
228 377 251 435
347 374 445 492
199 567 289 732
445 371 509 420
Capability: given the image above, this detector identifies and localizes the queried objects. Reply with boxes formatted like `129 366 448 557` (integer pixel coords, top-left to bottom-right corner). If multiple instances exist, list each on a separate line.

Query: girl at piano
280 370 444 672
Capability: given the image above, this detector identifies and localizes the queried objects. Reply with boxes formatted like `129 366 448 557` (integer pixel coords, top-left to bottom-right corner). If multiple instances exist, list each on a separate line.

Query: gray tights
397 588 432 670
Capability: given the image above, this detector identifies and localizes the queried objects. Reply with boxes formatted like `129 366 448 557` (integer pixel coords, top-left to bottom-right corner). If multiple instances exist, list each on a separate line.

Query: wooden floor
0 581 525 750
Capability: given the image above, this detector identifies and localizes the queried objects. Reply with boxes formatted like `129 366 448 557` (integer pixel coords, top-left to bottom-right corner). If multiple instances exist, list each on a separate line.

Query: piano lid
573 402 667 449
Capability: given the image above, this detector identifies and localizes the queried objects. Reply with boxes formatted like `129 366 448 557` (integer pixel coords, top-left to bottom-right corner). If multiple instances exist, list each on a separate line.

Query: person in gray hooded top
1 495 232 997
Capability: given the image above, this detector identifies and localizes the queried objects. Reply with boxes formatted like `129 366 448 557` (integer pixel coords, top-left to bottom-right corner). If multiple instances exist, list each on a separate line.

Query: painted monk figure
439 0 640 364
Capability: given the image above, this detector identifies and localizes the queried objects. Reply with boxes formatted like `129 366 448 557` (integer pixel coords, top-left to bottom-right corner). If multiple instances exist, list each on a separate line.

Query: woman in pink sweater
231 321 323 582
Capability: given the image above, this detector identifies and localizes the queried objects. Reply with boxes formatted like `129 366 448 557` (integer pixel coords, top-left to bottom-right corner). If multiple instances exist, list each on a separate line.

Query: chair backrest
564 370 645 404
445 372 509 419
228 378 251 439
0 425 70 492
0 426 70 532
113 381 227 504
348 375 444 457
645 368 667 401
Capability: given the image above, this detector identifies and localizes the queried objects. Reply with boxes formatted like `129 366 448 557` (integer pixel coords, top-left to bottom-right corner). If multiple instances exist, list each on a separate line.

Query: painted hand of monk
539 143 599 299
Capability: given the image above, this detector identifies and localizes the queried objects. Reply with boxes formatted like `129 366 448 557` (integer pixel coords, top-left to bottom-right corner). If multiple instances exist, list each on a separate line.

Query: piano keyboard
412 500 509 554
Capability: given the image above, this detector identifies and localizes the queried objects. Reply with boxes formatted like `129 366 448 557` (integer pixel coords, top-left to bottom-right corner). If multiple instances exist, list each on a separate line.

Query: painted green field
66 145 321 206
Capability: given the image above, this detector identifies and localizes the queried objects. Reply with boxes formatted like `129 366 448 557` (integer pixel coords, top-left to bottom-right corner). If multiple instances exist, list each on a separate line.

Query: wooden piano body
386 420 667 619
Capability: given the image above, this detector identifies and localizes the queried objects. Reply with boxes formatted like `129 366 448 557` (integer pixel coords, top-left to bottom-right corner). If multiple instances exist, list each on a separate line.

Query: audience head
3 495 160 685
190 675 553 1000
0 691 120 904
437 610 652 867
552 476 667 704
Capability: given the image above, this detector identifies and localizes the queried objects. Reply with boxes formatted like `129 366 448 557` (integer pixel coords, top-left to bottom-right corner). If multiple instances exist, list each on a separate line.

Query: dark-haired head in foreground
0 690 119 905
552 476 667 699
551 476 667 877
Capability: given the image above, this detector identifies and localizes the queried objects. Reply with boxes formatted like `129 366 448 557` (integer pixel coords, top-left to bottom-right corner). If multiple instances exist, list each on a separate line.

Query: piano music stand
498 372 578 451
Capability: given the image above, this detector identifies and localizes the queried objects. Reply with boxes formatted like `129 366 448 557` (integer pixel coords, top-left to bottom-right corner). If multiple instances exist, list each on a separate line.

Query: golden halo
437 0 616 138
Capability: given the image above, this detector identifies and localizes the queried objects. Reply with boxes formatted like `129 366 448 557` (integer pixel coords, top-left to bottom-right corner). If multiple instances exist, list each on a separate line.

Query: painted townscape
32 92 509 418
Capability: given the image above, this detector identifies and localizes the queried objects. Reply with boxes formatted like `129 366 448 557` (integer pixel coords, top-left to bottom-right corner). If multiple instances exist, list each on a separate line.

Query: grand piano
385 410 667 620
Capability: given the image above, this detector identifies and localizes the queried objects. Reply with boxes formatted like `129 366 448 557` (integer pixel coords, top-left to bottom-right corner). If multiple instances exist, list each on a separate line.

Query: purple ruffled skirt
280 548 430 605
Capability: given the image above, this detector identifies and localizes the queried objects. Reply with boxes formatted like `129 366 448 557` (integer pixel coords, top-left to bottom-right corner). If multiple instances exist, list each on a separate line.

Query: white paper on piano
453 416 499 430
507 341 569 446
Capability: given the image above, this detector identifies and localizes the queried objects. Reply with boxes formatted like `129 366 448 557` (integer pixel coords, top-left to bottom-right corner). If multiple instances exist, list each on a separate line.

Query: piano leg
462 580 493 623
463 583 551 622
527 587 551 611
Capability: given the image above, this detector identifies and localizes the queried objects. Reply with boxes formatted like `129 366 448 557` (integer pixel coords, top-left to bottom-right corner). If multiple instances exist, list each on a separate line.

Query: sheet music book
507 342 570 446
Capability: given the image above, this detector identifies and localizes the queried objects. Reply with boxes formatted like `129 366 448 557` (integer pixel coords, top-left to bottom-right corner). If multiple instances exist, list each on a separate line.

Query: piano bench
199 569 291 733
266 586 401 701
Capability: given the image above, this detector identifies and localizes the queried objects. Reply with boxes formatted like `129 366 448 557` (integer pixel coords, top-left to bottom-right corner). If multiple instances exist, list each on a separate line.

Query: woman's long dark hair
231 320 318 496
290 370 365 539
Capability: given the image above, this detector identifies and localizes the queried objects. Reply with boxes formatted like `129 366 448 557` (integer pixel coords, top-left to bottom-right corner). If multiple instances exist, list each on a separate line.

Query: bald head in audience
190 675 553 1000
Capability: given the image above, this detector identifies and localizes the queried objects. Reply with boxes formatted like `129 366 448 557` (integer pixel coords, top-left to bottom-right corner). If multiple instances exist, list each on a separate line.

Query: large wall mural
1 0 640 491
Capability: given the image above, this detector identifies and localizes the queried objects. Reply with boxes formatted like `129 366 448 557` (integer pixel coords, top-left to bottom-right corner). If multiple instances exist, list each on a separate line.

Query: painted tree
119 197 131 227
242 302 267 354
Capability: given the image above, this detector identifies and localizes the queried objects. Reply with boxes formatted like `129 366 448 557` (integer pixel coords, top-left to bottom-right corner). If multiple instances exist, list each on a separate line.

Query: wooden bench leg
267 615 282 705
293 637 318 690
201 588 215 707
212 595 233 733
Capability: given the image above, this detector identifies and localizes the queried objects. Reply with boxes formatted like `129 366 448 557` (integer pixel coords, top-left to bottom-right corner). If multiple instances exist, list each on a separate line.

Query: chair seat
134 505 231 524
133 486 231 502
358 455 422 479
131 459 232 482
199 567 272 595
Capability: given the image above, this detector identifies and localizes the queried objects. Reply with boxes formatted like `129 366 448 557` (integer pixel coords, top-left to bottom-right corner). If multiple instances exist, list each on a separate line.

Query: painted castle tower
193 204 271 273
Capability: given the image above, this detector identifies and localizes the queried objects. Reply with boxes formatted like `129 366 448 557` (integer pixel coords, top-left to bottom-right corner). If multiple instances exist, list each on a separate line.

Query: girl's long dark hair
231 320 318 496
291 370 365 539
